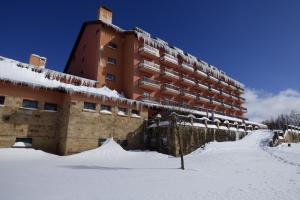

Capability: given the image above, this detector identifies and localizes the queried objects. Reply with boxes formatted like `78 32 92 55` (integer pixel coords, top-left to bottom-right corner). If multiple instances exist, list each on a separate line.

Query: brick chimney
97 6 112 24
29 54 46 68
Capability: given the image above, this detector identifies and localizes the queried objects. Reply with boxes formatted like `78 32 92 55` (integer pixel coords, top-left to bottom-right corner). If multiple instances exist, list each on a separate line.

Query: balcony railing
222 91 231 98
181 90 197 99
180 62 194 72
197 95 211 103
197 82 209 90
138 60 160 73
238 87 245 93
161 99 182 107
195 69 208 78
139 96 159 104
231 95 239 101
161 68 180 80
139 44 160 58
239 96 246 102
161 83 181 94
210 87 221 94
223 103 232 108
212 99 223 106
219 80 229 87
242 107 247 112
139 77 160 90
181 76 196 86
208 75 219 83
160 53 178 67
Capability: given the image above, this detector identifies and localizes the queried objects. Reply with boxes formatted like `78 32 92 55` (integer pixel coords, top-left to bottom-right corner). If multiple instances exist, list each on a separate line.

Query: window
0 96 5 105
44 103 57 111
22 99 38 109
98 138 107 146
100 105 111 111
131 110 140 117
106 73 116 81
83 102 96 111
143 92 150 99
107 57 117 65
12 138 32 148
118 107 128 116
108 42 117 49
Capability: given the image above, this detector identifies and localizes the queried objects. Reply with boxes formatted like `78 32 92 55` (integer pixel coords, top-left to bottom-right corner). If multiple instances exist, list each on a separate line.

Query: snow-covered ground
0 130 299 200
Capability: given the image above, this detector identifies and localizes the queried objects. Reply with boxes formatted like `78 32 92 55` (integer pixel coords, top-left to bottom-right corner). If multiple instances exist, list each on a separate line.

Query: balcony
161 68 180 80
197 82 209 90
138 60 160 73
139 96 159 104
208 75 219 83
139 44 160 59
231 95 239 101
223 103 232 109
161 83 181 95
180 76 196 86
238 87 245 93
181 90 197 99
210 87 221 95
160 53 178 67
219 80 229 87
212 99 223 106
221 91 231 98
138 77 160 90
161 99 182 107
179 62 194 73
233 106 240 111
197 95 211 103
239 96 246 102
195 69 208 78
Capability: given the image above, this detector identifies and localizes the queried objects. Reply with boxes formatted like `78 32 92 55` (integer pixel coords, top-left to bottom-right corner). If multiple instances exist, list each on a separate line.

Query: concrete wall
146 125 248 156
0 84 148 155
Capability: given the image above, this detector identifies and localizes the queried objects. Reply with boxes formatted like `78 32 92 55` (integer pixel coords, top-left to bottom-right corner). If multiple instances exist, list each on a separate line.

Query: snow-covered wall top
0 56 121 98
100 20 244 89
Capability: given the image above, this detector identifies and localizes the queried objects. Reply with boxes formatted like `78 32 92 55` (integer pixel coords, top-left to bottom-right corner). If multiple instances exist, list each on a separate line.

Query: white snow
12 141 32 148
0 130 299 200
0 56 122 99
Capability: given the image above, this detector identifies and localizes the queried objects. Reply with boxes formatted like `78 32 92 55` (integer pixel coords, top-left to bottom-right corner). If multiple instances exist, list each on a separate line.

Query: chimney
29 54 46 68
97 6 112 24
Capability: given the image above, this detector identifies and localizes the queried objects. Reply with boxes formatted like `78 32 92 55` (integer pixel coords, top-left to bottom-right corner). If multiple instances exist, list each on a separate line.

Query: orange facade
65 7 246 119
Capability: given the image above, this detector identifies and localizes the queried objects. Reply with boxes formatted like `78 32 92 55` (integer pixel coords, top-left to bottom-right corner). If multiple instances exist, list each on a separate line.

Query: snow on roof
0 56 121 99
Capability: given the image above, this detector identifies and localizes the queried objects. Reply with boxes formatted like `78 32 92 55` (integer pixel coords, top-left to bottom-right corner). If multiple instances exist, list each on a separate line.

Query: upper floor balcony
138 77 160 90
223 103 232 109
179 62 194 73
209 87 221 95
212 99 223 106
139 44 160 59
138 60 160 74
196 82 209 91
161 99 182 107
242 107 247 112
231 95 239 101
219 80 229 87
195 69 208 78
221 90 231 98
138 96 159 104
181 90 197 100
160 53 178 67
238 87 245 93
239 96 246 102
161 83 181 95
161 68 180 80
180 76 196 86
196 95 211 103
208 75 219 83
233 105 240 111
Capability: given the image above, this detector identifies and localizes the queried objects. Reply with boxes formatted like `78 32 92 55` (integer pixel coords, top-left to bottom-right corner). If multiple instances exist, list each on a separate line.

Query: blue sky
1 0 300 93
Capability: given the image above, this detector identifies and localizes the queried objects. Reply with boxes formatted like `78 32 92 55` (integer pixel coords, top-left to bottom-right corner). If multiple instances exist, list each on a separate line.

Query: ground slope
0 130 299 200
